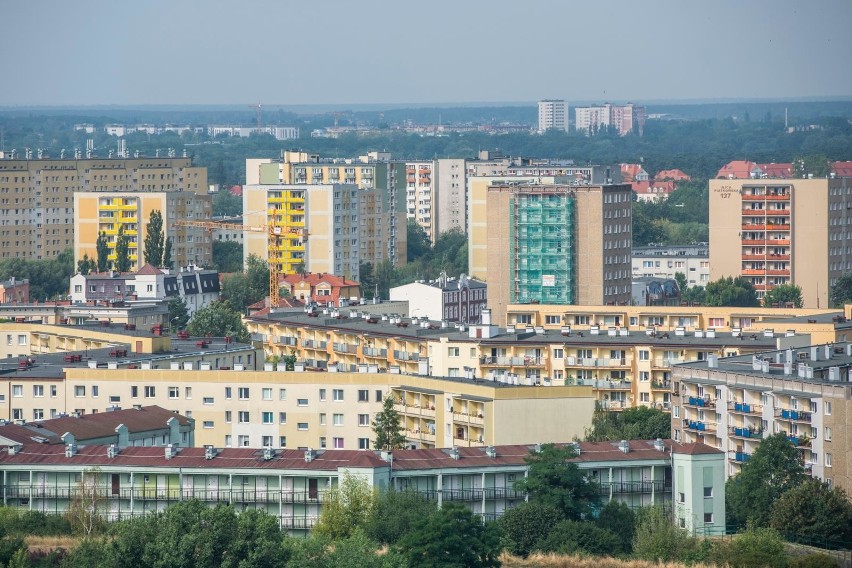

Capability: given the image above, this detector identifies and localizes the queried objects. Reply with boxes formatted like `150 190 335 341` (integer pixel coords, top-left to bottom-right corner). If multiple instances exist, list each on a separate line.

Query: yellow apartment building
710 176 852 308
0 157 206 261
74 191 211 271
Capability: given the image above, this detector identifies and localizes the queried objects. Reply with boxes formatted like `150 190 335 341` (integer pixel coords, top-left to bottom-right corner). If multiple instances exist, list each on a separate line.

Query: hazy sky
2 0 851 107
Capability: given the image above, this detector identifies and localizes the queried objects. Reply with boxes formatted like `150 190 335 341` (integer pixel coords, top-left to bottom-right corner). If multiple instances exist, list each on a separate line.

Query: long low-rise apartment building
0 440 725 535
672 342 852 494
246 307 802 412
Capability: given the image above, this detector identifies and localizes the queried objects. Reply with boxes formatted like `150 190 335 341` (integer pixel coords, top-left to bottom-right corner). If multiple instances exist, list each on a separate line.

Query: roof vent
204 446 218 460
107 444 120 459
449 446 460 460
619 440 630 454
304 448 315 463
571 442 581 455
65 443 78 458
654 438 665 452
7 445 20 456
165 444 180 460
262 446 275 461
485 446 497 458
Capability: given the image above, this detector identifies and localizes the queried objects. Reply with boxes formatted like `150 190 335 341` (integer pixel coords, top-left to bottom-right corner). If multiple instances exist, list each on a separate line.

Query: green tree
674 271 688 293
717 526 789 568
143 209 164 267
212 188 242 217
395 503 501 568
498 502 560 558
114 225 131 273
770 479 852 547
372 396 406 451
632 505 701 563
682 285 707 305
763 284 804 308
162 236 173 269
726 433 807 529
584 407 671 441
789 554 842 568
212 241 243 273
246 254 270 303
793 154 831 178
595 500 636 554
704 276 760 307
77 253 95 275
314 472 375 541
168 297 190 331
534 519 624 557
67 467 106 536
513 444 600 521
96 231 110 272
186 301 250 342
220 255 269 313
829 272 852 307
359 262 376 299
363 489 437 546
407 220 432 262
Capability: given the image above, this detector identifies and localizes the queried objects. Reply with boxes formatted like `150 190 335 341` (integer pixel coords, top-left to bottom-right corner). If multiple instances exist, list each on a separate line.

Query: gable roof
135 263 164 276
833 161 852 177
25 406 190 442
654 169 691 182
280 273 360 288
671 442 723 455
632 180 675 195
757 163 793 178
716 160 759 179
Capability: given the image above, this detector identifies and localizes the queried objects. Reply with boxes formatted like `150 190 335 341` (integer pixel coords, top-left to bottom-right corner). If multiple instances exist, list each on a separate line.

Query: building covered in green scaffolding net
485 183 633 323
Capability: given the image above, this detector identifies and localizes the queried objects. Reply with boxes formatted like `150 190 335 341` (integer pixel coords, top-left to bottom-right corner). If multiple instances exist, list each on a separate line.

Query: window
11 385 22 398
826 453 832 467
448 347 459 357
144 386 155 398
448 368 459 378
225 387 232 399
297 398 308 407
678 492 685 503
319 388 327 401
545 315 560 325
74 385 85 397
169 387 179 399
358 389 369 402
225 411 232 423
703 487 713 498
238 411 250 423
358 414 370 426
12 409 22 420
639 350 650 361
279 412 287 424
203 421 214 429
319 413 327 426
33 408 44 421
262 388 272 401
262 435 273 447
319 437 327 448
825 426 832 441
92 386 99 398
50 385 57 398
131 386 138 398
375 390 383 402
185 387 192 399
640 393 649 402
279 436 287 448
553 348 564 359
225 435 232 447
297 423 308 431
825 401 832 415
703 513 713 524
203 397 214 405
17 335 26 346
333 437 344 449
358 438 370 450
238 387 249 400
333 389 344 402
262 412 273 425
33 385 44 397
238 435 250 447
333 413 343 426
279 388 287 401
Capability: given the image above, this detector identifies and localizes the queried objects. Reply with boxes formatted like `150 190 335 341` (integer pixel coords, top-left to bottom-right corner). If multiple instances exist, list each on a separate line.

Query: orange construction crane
175 219 308 308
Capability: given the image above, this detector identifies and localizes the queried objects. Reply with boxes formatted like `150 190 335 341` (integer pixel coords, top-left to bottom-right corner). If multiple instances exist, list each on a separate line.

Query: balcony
730 451 751 463
683 419 716 433
599 480 671 495
453 412 484 425
741 193 790 201
593 380 632 390
742 208 767 216
729 426 762 439
786 435 811 448
683 396 715 408
362 347 388 359
729 401 761 415
777 409 812 423
651 380 672 390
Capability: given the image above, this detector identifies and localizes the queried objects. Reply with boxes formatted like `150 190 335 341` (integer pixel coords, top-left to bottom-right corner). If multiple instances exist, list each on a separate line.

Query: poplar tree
143 209 164 267
114 225 131 273
96 232 110 272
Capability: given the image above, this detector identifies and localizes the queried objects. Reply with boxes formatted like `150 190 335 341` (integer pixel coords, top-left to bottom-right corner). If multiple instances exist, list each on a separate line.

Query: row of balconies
2 486 329 504
479 355 546 366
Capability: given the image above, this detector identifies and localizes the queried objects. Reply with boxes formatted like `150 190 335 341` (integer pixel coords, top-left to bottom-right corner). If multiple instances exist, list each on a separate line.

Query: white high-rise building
537 100 568 133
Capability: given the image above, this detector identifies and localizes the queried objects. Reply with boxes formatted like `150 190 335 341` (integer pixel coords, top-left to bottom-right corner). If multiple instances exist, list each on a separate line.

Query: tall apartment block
0 157 206 261
75 192 211 271
709 176 852 308
484 183 633 323
243 184 360 280
575 103 646 136
248 153 407 269
537 99 569 133
405 158 466 240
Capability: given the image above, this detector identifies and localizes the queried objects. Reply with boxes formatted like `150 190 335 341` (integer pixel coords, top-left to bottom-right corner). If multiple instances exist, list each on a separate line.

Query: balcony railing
777 409 812 423
683 420 716 433
1 486 331 504
599 480 671 495
729 401 761 414
684 396 715 408
731 452 751 463
729 426 763 439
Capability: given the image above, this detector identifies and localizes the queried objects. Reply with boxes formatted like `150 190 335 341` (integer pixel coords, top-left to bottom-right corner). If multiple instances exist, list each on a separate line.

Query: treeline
0 250 74 301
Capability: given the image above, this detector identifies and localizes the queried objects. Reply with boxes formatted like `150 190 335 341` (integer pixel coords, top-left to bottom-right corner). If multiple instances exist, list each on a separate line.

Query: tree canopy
114 224 131 273
513 444 600 521
726 433 807 528
762 284 803 308
0 249 74 301
829 272 852 307
96 231 110 272
704 276 760 307
220 254 269 312
186 300 250 342
372 396 406 451
143 210 165 267
769 478 852 547
212 240 243 273
584 406 671 442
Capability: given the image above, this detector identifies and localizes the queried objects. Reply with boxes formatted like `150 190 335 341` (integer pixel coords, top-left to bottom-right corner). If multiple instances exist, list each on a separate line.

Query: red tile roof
620 163 648 182
21 406 190 442
757 163 793 178
671 442 723 455
716 160 758 179
654 169 691 182
280 273 360 288
135 263 164 276
632 180 675 195
833 161 852 177
228 185 243 197
0 423 61 445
